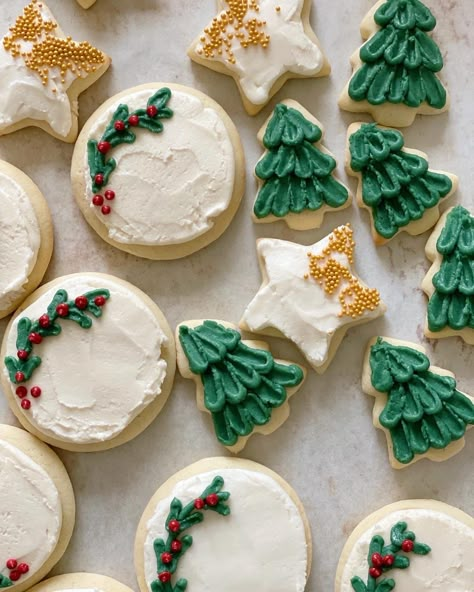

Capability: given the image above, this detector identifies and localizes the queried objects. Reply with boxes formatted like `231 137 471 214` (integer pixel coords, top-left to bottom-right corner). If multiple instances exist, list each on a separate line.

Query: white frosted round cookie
0 424 75 592
72 83 245 259
0 161 52 319
135 457 312 592
27 573 134 592
0 273 176 451
335 500 474 592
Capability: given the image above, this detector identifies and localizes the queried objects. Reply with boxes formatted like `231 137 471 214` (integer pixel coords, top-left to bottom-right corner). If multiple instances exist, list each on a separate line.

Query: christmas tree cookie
72 83 245 259
188 0 330 115
135 457 312 592
253 100 351 230
363 337 474 468
0 424 75 592
240 224 387 373
335 500 474 592
422 206 474 344
346 123 457 245
0 160 52 319
176 320 305 452
28 574 135 592
0 273 176 452
0 1 110 142
339 0 449 127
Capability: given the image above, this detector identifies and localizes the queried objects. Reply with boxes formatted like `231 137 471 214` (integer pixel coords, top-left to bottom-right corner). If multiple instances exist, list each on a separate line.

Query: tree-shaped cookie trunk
367 338 474 466
339 0 449 127
423 206 474 343
178 321 304 452
347 123 456 244
253 102 350 230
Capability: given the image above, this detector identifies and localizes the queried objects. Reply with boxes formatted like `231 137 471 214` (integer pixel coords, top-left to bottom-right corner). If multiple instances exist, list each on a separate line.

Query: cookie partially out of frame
0 424 75 592
27 574 134 592
76 0 96 7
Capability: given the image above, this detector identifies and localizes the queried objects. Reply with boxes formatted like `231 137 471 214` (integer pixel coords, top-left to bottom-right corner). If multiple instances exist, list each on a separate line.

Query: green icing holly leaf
0 575 12 589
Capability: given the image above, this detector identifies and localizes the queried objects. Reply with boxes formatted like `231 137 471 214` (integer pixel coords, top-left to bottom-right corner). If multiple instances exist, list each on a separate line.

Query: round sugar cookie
0 273 176 451
135 457 312 592
0 424 75 592
0 160 53 319
335 500 473 592
28 573 134 592
71 83 245 259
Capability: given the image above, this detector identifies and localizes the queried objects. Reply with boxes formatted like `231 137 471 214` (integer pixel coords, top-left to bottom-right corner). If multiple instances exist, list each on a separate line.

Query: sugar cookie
27 573 134 592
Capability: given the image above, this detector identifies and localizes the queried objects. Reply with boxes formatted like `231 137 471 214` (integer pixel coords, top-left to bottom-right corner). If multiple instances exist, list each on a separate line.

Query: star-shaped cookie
188 0 330 115
0 0 110 141
240 224 387 373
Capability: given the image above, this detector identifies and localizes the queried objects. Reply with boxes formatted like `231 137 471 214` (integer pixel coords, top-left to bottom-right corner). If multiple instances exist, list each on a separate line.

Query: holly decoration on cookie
4 288 110 409
150 476 230 592
369 338 474 464
349 123 453 240
178 321 304 447
427 206 474 333
0 559 30 588
348 0 447 111
87 88 173 215
254 104 349 220
351 521 430 592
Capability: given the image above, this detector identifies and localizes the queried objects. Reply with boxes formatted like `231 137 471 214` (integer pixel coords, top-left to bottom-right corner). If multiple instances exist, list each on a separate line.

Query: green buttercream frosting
349 0 447 109
349 123 452 239
369 338 474 464
179 321 304 447
428 206 474 332
0 575 12 589
254 104 349 219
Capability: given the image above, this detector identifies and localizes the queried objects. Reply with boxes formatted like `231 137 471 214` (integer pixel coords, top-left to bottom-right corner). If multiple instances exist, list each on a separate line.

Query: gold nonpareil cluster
305 224 381 319
197 0 270 65
3 0 105 86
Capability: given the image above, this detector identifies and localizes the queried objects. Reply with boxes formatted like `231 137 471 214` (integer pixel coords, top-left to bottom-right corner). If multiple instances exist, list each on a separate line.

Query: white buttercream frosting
0 170 40 311
84 88 235 246
0 440 61 586
4 275 168 444
192 0 324 105
144 468 308 592
340 508 474 592
241 233 385 368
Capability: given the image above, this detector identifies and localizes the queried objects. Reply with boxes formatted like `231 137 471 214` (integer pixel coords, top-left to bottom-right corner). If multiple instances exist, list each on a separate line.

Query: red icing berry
168 519 181 533
17 564 29 575
383 554 395 567
401 539 414 552
6 560 17 570
92 194 104 206
15 371 25 383
94 296 106 307
161 552 172 565
21 400 31 410
114 120 126 131
104 189 115 200
128 114 139 126
75 296 88 309
101 205 111 215
98 141 111 154
30 386 42 398
39 314 50 328
170 540 182 553
95 173 104 186
15 386 27 399
9 570 21 582
158 572 171 584
205 493 219 507
369 567 382 579
17 350 29 360
147 105 158 118
194 498 205 510
29 332 42 344
371 553 383 568
56 303 69 317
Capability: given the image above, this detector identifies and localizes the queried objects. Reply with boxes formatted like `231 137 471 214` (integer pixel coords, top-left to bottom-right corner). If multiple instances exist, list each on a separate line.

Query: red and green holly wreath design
0 558 30 588
150 476 230 592
351 521 431 592
87 87 173 216
4 288 110 410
